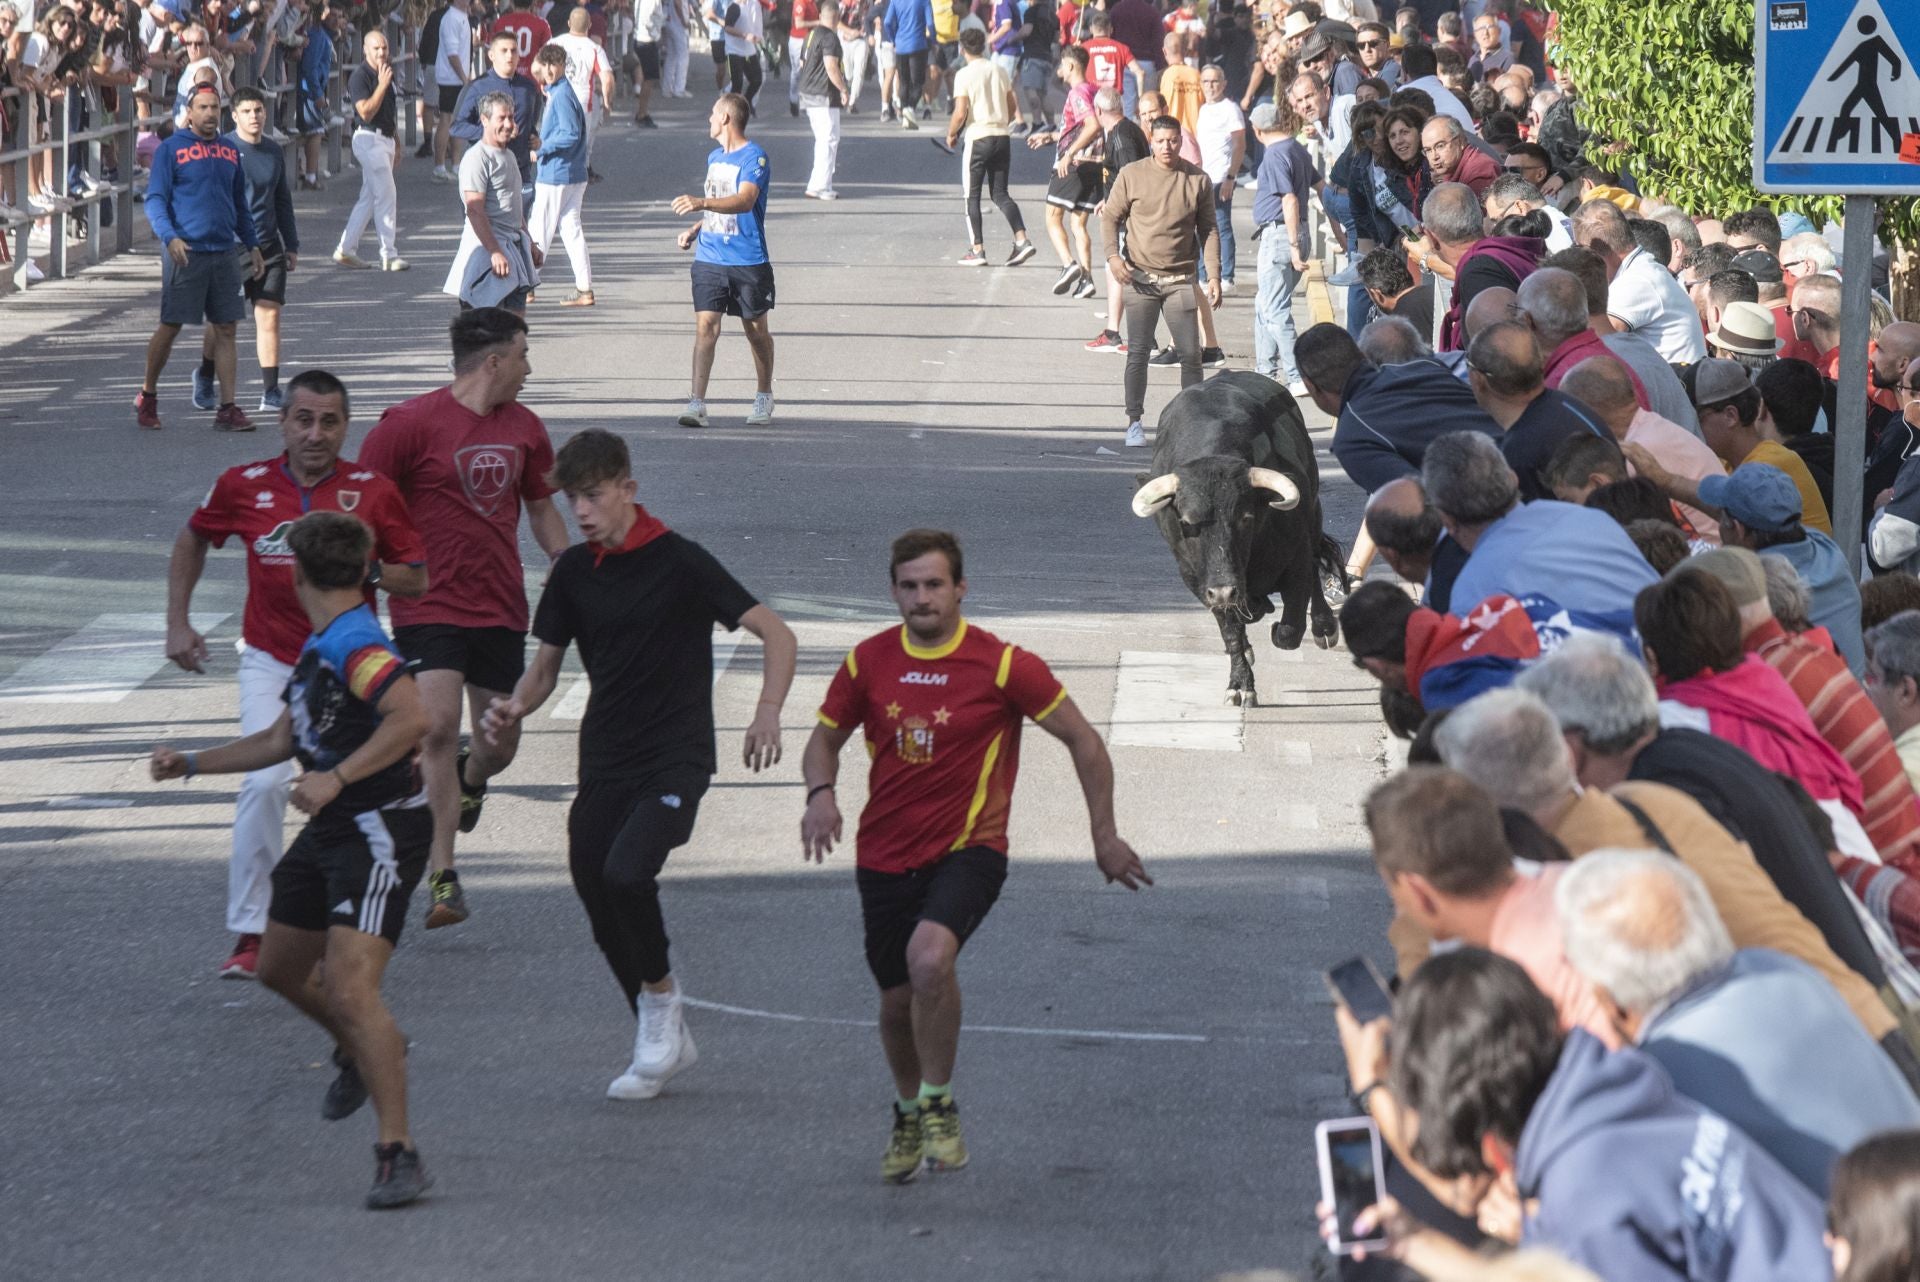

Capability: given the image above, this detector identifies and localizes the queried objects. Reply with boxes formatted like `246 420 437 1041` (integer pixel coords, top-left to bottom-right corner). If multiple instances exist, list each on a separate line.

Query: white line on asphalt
550 627 744 721
0 612 230 704
681 997 1210 1043
1107 651 1244 752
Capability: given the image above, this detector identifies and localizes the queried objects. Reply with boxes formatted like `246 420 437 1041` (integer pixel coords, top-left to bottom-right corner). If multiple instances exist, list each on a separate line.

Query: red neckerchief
591 504 671 567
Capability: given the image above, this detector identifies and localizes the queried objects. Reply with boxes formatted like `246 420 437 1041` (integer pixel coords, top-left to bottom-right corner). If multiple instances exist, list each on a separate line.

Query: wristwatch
364 560 383 589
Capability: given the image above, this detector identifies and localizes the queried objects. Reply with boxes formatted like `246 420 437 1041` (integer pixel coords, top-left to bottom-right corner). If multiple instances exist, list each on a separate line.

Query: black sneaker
455 747 487 834
1007 240 1037 267
1148 346 1181 366
1051 263 1082 295
366 1142 433 1209
323 1047 369 1121
1202 346 1228 368
413 141 432 159
789 101 799 116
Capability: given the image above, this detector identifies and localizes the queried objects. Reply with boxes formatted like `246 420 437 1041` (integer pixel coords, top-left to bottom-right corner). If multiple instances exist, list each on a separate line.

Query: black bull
1131 372 1345 706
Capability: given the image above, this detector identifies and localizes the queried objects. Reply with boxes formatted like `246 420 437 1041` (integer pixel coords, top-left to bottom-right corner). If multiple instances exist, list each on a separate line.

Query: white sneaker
677 398 710 428
606 1023 698 1101
432 165 455 182
382 255 410 271
745 392 775 425
1124 421 1147 448
1286 378 1310 397
635 987 691 1076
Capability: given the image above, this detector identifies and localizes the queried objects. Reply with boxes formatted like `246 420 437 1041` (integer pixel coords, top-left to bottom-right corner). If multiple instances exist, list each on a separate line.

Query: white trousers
338 130 398 260
805 104 840 194
529 180 593 290
788 35 807 104
841 36 870 109
229 647 297 934
662 21 690 94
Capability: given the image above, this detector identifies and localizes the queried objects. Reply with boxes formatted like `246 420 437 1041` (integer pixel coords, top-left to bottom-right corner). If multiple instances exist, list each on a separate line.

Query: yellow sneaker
881 1104 925 1184
919 1096 968 1172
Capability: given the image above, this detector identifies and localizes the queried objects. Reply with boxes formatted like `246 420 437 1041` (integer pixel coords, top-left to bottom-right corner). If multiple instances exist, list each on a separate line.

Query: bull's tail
1316 532 1350 595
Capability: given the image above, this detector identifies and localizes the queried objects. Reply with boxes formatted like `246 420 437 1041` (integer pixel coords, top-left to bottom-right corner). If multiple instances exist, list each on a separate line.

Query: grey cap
1249 102 1281 132
1692 357 1756 407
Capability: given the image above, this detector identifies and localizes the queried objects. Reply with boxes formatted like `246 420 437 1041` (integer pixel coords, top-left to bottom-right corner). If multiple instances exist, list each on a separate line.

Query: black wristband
806 783 834 801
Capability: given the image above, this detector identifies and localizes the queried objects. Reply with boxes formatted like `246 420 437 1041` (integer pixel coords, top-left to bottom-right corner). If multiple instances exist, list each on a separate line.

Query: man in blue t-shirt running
670 93 776 430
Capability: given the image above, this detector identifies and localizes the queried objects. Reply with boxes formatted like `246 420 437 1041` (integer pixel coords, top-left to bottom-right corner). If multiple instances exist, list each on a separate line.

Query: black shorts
392 623 526 691
856 846 1008 989
691 259 776 319
636 39 662 81
270 806 432 945
932 39 960 70
297 95 328 136
1045 161 1103 211
244 238 288 305
712 37 730 65
437 82 462 112
160 247 246 325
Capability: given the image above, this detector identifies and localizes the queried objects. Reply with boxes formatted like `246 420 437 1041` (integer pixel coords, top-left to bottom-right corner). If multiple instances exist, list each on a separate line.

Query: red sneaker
220 933 262 980
213 404 256 432
1084 329 1127 353
134 390 162 429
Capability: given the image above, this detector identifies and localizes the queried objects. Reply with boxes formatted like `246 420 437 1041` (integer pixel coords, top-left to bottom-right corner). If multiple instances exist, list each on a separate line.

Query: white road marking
550 628 744 721
44 796 135 809
0 612 230 704
1107 651 1244 752
682 996 1209 1043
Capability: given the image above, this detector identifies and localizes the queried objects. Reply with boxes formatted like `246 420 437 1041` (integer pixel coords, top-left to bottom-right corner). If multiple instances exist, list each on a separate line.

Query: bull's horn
1131 473 1181 517
1247 467 1301 511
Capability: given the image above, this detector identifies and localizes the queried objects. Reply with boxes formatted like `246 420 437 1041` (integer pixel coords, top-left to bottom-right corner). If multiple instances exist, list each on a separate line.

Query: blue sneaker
258 385 286 414
192 366 217 411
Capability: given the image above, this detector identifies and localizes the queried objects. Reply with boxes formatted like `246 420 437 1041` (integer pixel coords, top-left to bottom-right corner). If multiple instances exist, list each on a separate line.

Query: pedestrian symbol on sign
1768 0 1919 165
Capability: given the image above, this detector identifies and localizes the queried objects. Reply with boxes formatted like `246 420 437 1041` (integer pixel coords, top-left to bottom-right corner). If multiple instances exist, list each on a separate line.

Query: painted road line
550 627 744 721
682 996 1209 1043
1108 650 1245 752
0 612 230 704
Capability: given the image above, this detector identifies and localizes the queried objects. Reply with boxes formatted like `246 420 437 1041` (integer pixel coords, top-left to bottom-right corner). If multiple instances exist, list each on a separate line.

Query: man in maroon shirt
358 308 572 929
167 369 428 979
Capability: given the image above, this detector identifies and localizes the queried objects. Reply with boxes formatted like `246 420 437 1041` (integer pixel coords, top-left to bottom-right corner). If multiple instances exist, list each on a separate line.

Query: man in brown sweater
1101 115 1222 449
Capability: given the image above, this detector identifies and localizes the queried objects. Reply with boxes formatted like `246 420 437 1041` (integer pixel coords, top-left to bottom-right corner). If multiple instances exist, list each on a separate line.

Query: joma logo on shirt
901 672 948 685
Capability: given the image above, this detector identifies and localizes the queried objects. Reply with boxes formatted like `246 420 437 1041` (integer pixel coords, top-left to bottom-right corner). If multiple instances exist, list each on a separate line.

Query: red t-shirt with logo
493 11 553 59
817 619 1068 874
793 0 819 23
357 387 556 632
1081 36 1133 93
187 456 425 665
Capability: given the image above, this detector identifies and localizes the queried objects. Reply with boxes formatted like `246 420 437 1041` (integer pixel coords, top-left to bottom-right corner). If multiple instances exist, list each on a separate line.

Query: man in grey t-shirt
442 94 543 312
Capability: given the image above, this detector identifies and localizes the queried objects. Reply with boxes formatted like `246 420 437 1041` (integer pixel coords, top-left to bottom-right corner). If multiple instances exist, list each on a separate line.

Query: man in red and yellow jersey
801 528 1150 1184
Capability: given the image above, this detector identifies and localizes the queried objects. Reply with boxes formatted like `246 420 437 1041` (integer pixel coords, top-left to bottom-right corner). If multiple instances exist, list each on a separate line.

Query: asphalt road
0 85 1395 1282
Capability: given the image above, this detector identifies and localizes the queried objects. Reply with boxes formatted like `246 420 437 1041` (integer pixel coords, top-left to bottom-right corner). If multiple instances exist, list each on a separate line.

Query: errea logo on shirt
901 672 949 685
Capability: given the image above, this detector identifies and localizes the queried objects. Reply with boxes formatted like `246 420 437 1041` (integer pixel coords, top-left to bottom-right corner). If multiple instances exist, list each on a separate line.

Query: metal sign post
1755 0 1920 575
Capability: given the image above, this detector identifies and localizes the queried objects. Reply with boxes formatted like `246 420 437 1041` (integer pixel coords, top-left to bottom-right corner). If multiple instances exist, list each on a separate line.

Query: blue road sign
1755 0 1920 193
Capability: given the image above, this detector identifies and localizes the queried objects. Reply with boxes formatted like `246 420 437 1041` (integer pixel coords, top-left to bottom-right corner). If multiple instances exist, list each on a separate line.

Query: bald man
1561 356 1723 543
1789 273 1844 379
1363 475 1469 611
1468 321 1610 502
1461 285 1516 345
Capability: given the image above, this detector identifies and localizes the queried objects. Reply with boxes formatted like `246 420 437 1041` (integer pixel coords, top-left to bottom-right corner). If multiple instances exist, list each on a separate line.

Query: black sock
262 365 279 392
434 869 460 884
198 356 216 379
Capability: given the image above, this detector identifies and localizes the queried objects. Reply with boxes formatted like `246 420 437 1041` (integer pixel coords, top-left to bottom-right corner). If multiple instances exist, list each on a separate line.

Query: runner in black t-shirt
482 429 798 1102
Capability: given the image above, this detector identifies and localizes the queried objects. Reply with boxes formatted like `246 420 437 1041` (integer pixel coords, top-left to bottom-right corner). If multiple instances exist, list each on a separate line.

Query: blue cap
1777 211 1817 240
1697 462 1803 533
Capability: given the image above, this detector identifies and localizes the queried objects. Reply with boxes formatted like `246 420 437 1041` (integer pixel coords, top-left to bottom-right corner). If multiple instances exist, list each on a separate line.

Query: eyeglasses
1422 142 1456 156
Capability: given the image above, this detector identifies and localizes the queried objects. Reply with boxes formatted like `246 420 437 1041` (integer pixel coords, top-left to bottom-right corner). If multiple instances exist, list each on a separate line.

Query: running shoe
424 870 470 929
919 1095 968 1171
607 1015 698 1100
1008 120 1030 137
258 386 286 414
1326 263 1361 288
1007 240 1037 267
134 390 161 430
322 1047 370 1121
431 165 455 182
678 399 710 428
957 249 988 267
633 987 687 1076
192 365 217 410
1083 329 1125 353
639 115 660 128
219 933 261 979
882 1103 925 1184
900 110 919 130
561 289 596 306
811 189 839 200
332 249 371 269
1219 279 1236 296
455 748 487 833
1148 346 1180 366
413 140 432 158
1051 263 1082 295
1072 275 1098 299
213 404 256 432
366 1143 433 1209
382 256 410 272
1202 346 1228 368
1124 421 1147 448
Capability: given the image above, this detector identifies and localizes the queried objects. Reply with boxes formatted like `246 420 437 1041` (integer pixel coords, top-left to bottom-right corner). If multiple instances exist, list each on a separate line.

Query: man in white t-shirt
550 6 615 167
433 0 474 179
1195 62 1244 292
1572 198 1707 365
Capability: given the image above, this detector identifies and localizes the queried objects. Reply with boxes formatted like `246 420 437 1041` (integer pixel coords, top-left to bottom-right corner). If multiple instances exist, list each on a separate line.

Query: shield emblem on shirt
338 490 361 512
455 444 522 517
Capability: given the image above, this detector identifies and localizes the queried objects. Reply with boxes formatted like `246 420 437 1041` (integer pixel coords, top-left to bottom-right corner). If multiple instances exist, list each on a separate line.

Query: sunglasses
1356 38 1381 48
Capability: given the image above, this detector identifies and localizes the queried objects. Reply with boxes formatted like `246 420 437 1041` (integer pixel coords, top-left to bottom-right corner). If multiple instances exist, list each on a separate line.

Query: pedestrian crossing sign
1755 0 1920 193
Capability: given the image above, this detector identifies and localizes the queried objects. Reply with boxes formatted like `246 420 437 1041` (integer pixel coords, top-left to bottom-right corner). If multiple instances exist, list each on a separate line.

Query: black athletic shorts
270 806 432 945
244 237 288 305
931 39 960 70
711 37 730 65
437 82 462 112
636 39 662 81
691 259 776 319
856 845 1008 990
1045 160 1103 211
393 623 526 691
160 246 246 325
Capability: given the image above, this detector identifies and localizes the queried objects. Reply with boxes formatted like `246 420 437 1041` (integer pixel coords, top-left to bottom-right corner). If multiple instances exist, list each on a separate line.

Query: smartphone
1401 225 1425 243
1317 1117 1390 1257
1324 956 1394 1025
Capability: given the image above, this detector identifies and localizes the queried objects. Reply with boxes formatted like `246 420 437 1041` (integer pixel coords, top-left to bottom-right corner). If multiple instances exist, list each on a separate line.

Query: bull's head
1132 461 1301 613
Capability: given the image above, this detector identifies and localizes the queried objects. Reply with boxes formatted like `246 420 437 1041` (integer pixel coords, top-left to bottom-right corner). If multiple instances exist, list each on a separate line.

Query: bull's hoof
1271 620 1305 651
1226 687 1258 707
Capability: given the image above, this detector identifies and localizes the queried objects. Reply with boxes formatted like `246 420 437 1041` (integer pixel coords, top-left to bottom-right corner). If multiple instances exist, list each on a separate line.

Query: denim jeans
1319 186 1372 337
1198 186 1235 284
1254 227 1303 384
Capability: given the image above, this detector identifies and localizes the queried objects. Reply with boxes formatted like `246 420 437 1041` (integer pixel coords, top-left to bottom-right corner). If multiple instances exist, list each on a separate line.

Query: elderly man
1570 198 1706 365
1560 356 1722 541
1419 115 1498 197
1518 266 1643 401
1435 686 1908 1050
1364 475 1467 610
1416 182 1541 352
1867 611 1920 797
1465 321 1608 502
442 93 541 313
1194 63 1246 293
1359 315 1469 382
1295 323 1499 496
1424 430 1654 614
1482 173 1572 252
1558 850 1920 1196
1542 247 1699 433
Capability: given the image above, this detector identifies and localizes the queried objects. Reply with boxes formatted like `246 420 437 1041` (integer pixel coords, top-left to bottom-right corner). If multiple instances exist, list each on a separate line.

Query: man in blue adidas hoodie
139 83 264 433
1375 949 1829 1280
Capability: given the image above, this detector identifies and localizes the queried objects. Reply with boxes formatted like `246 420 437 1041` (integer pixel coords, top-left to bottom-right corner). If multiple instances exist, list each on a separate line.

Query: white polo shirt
1609 246 1708 365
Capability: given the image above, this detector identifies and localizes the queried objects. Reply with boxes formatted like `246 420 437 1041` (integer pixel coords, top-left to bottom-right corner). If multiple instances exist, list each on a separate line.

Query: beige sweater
1101 155 1222 282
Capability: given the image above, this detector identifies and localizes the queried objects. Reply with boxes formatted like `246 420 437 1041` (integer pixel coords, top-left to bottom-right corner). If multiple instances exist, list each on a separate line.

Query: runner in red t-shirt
492 0 553 60
1079 14 1139 99
356 308 571 929
166 370 427 980
801 529 1150 1183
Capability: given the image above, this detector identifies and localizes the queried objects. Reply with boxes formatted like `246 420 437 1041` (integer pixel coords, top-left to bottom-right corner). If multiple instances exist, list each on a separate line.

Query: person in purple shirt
1104 0 1161 87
